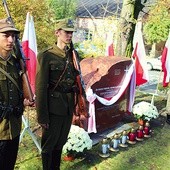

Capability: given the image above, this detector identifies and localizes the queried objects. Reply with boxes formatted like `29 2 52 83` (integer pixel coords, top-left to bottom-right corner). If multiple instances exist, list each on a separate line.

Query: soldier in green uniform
36 19 79 170
0 18 34 170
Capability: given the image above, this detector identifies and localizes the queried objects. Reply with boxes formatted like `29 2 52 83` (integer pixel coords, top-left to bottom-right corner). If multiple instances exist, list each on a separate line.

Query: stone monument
80 56 133 132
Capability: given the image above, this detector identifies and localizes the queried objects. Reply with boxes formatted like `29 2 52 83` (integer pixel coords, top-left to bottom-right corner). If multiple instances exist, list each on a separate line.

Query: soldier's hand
23 98 35 107
40 123 49 129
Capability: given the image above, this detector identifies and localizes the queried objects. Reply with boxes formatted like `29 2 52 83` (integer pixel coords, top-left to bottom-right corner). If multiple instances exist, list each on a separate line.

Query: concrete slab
90 121 138 145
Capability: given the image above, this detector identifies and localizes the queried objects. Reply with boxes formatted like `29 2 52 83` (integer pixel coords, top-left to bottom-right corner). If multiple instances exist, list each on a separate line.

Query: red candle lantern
136 125 144 141
144 121 151 138
127 128 136 144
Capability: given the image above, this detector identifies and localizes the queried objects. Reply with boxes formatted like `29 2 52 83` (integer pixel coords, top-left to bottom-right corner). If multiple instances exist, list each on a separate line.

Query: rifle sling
0 67 22 93
72 50 84 95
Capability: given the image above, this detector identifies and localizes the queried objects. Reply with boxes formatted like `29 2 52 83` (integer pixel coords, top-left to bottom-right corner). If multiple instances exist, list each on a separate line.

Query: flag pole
20 12 40 152
152 31 170 104
20 107 41 152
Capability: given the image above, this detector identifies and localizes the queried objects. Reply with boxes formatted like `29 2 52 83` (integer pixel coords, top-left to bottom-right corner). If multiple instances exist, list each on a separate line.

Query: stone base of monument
90 122 138 145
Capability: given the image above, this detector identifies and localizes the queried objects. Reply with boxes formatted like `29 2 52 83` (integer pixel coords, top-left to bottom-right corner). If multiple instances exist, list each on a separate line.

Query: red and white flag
161 32 170 87
105 32 114 56
127 64 136 113
132 21 149 86
22 12 37 94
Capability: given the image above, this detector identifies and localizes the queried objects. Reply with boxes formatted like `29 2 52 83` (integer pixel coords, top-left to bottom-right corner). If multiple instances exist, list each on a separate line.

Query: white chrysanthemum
63 125 93 154
132 101 159 121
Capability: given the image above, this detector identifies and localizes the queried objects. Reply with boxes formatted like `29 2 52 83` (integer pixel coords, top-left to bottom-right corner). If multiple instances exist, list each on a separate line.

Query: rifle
2 0 34 102
71 42 89 119
72 48 89 129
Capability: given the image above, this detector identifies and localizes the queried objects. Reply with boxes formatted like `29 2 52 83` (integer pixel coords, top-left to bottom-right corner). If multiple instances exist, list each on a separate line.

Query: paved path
138 70 166 97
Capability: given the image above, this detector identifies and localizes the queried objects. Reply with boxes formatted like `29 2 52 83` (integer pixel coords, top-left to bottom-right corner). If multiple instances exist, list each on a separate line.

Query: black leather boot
166 114 170 125
51 149 62 170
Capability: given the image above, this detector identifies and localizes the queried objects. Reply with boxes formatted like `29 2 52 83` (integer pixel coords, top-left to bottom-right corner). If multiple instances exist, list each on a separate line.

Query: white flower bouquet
132 101 159 121
63 125 93 154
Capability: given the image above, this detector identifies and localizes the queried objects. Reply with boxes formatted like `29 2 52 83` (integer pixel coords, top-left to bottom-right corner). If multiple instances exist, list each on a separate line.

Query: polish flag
127 63 136 113
161 32 170 87
105 32 114 56
22 12 37 94
132 21 149 86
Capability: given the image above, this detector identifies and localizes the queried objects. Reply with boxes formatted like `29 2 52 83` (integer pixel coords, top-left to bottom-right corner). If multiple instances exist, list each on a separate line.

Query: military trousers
41 114 73 170
0 136 20 170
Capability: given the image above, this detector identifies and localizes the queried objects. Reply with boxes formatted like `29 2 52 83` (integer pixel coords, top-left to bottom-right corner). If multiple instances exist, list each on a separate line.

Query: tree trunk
115 0 145 57
150 43 156 58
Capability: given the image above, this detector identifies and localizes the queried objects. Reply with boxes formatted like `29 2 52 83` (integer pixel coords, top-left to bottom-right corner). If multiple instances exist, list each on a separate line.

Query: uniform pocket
49 64 65 82
50 64 64 71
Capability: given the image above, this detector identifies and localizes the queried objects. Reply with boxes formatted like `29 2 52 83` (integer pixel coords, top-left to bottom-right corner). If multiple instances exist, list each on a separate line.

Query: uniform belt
0 105 23 119
49 85 79 93
0 105 13 111
55 87 75 93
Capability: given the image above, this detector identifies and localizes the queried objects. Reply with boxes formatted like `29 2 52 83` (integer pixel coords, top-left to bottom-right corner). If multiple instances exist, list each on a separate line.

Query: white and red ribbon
86 63 135 133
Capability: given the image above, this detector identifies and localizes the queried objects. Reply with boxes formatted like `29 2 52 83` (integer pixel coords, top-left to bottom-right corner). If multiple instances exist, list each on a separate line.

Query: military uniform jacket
36 43 78 124
0 55 23 140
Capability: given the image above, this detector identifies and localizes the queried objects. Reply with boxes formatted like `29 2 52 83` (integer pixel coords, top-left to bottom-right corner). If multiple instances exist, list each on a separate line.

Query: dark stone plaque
80 56 132 132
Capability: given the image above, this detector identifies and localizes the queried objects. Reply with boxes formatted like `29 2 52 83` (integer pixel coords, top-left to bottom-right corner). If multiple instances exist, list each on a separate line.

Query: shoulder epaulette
42 47 53 54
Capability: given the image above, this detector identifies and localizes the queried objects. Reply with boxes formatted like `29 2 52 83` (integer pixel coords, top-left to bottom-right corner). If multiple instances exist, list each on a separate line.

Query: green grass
15 93 170 170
